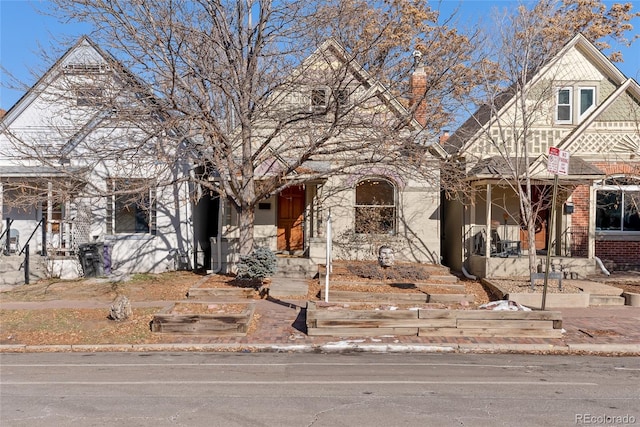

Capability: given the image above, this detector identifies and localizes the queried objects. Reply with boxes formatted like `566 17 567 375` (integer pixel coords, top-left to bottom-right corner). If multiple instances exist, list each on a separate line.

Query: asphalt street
1 352 638 426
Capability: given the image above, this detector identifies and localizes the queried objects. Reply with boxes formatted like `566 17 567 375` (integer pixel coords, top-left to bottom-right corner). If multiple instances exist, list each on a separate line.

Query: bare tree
1 0 480 257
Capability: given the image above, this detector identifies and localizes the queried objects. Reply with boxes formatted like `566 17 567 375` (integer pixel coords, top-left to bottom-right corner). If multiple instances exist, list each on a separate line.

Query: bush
237 247 277 279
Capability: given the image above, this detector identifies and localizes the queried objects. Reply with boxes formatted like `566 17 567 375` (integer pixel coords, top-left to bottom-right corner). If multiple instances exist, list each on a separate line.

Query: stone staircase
274 256 318 279
0 254 48 288
267 256 317 298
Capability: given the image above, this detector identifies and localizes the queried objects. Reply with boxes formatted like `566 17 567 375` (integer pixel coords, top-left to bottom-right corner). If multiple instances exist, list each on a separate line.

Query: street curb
1 342 638 355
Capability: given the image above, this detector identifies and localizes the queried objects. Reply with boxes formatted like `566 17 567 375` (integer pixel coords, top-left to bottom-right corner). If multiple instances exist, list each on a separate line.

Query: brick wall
591 161 640 268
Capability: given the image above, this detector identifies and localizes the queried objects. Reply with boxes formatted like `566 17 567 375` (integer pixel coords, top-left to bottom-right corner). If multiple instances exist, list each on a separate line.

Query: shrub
237 247 277 279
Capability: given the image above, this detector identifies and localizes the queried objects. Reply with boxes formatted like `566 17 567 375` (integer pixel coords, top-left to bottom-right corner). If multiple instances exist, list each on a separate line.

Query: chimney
0 109 6 119
409 51 427 127
439 130 450 145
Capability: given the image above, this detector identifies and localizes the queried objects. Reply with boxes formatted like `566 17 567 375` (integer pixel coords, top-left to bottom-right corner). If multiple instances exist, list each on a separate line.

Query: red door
277 186 305 252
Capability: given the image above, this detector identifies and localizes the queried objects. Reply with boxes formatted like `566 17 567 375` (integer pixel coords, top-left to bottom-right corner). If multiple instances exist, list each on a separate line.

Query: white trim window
578 87 596 119
556 87 572 123
354 177 396 234
596 177 640 233
311 88 328 112
107 178 156 235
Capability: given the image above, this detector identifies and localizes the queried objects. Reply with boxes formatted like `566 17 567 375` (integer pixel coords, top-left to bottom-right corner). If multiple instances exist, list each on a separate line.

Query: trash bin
78 243 104 277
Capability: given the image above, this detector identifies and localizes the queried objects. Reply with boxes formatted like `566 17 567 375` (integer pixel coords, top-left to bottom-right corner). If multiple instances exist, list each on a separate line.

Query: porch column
0 182 3 227
47 181 53 237
485 183 492 257
469 185 476 258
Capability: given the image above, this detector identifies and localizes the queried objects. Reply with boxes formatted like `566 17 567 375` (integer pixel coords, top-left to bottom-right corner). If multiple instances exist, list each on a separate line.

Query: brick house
440 34 639 278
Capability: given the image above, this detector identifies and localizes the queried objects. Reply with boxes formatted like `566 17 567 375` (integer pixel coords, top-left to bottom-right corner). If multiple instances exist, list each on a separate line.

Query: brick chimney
409 51 427 127
439 130 450 145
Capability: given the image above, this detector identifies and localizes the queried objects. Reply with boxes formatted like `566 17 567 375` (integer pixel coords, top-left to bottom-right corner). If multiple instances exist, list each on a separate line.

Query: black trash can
78 243 104 277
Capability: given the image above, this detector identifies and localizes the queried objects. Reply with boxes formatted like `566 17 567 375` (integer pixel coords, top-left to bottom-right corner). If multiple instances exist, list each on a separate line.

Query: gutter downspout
461 265 477 280
210 196 223 274
594 256 610 276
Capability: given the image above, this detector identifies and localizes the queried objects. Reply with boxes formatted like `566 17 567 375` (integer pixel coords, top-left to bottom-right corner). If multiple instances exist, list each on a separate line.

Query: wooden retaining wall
306 301 563 338
151 302 255 336
319 290 474 304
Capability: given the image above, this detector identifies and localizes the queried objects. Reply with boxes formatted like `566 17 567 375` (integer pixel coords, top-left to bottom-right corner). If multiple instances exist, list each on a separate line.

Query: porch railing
561 226 588 257
19 219 44 256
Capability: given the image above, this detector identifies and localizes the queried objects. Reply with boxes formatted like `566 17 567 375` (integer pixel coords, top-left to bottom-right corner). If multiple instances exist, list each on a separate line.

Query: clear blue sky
1 0 639 111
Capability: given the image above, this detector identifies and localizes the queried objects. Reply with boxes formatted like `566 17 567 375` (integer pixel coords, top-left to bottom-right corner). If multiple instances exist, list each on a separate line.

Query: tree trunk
237 206 255 257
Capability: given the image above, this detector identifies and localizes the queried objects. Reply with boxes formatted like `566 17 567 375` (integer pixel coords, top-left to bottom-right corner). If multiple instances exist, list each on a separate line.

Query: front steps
274 256 317 279
0 254 48 287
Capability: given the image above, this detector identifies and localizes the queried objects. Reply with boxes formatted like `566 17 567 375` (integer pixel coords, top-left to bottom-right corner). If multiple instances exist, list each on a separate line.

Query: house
192 39 446 274
0 37 193 278
1 37 445 280
442 34 640 279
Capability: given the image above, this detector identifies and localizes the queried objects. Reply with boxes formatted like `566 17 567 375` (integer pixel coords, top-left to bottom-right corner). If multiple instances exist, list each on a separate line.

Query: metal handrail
0 218 14 241
19 219 44 256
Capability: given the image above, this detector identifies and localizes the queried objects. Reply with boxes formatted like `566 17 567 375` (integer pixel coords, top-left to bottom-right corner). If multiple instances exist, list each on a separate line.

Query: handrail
0 221 10 242
19 219 44 256
1 219 14 254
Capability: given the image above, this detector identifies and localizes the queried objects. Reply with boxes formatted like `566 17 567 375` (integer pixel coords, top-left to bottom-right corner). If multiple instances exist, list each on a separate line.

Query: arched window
595 176 640 232
354 177 396 234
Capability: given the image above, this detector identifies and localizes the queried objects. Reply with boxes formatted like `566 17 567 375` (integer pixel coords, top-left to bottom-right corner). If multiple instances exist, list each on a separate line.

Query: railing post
5 218 10 255
41 219 47 256
24 244 30 285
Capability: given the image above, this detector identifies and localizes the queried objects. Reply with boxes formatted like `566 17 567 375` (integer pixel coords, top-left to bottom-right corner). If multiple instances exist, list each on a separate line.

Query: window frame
354 177 397 235
310 87 328 112
578 86 596 120
107 178 157 235
76 86 104 107
595 176 640 234
555 87 573 124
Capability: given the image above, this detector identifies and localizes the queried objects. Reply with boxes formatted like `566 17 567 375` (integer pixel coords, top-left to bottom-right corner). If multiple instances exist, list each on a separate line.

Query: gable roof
446 33 630 156
298 39 448 158
1 36 116 126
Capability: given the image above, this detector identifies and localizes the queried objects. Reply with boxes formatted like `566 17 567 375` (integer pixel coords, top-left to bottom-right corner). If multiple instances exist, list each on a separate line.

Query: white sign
548 147 570 175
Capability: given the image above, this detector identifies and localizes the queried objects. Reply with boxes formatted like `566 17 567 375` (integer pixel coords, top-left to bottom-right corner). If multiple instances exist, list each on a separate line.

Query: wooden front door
520 186 549 251
277 186 305 252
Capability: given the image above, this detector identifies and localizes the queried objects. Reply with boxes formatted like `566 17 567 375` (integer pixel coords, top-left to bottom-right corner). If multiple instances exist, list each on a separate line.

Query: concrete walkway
1 278 640 355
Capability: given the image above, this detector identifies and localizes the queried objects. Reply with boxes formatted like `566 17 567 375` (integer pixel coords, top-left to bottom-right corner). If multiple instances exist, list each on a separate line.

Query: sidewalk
1 295 639 355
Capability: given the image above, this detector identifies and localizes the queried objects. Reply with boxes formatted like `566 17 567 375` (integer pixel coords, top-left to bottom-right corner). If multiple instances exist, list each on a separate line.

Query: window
579 87 595 118
311 88 327 111
334 88 350 107
556 87 572 123
596 177 640 232
355 178 396 234
76 87 104 107
107 179 156 234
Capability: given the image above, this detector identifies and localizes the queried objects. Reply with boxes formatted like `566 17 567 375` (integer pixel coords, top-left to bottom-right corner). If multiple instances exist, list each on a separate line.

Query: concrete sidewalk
1 294 640 355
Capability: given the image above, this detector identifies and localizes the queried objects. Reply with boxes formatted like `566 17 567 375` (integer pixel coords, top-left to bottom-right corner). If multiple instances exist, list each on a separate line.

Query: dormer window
556 87 572 123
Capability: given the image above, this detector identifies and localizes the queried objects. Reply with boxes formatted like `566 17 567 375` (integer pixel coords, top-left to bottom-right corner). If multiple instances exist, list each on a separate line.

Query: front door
277 186 305 252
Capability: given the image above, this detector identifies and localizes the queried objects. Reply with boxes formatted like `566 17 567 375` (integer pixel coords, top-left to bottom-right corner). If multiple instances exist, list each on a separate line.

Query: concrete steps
274 256 317 279
577 281 626 306
589 295 626 306
0 254 48 287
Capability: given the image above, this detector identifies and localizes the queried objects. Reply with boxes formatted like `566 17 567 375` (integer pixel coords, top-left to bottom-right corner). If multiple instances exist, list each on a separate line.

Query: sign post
542 147 569 310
